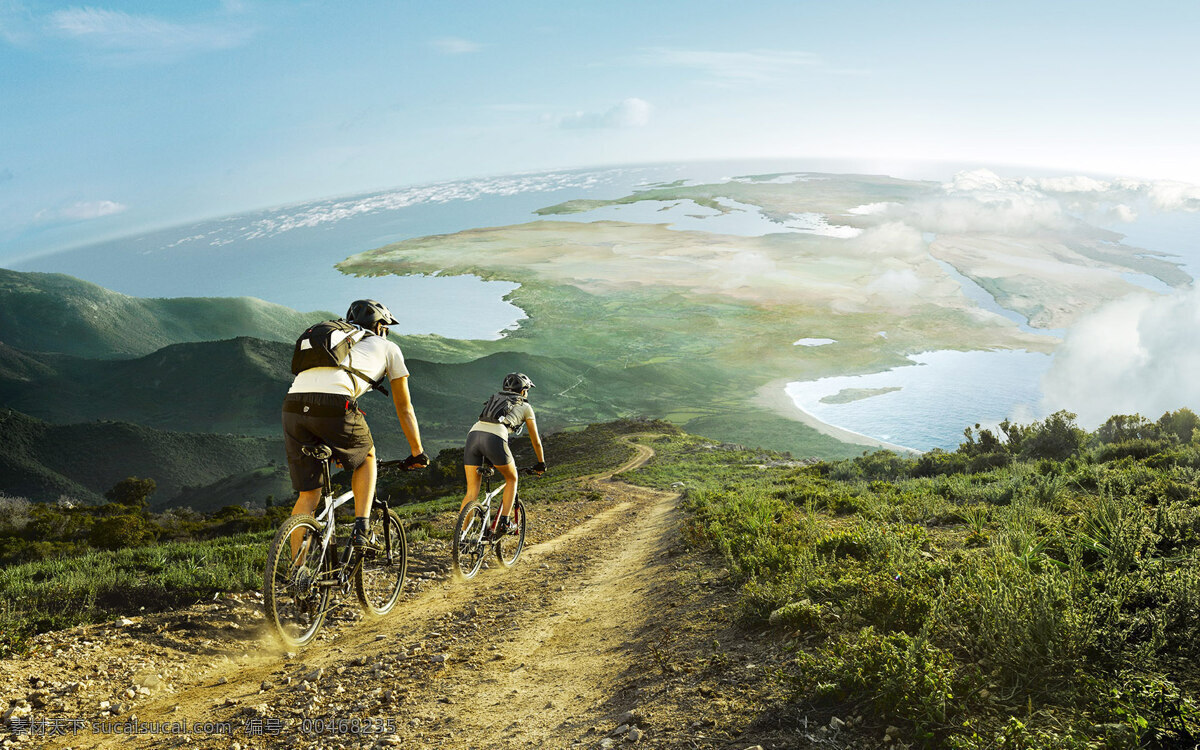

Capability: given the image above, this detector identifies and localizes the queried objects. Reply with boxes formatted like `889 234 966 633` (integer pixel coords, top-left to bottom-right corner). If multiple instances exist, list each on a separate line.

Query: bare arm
390 376 425 458
526 417 545 465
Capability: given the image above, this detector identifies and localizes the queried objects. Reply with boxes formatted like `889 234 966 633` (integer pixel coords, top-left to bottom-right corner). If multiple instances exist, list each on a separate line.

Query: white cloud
1042 288 1200 428
559 98 651 130
36 200 127 222
846 221 926 259
1109 204 1138 223
430 36 480 54
1023 175 1110 193
865 268 923 297
639 47 822 85
46 7 251 59
1142 180 1200 212
0 0 34 45
942 169 1200 221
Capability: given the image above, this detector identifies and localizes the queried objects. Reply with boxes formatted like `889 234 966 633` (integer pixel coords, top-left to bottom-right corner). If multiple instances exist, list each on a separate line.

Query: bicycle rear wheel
494 497 526 569
264 514 331 648
452 501 488 579
355 509 407 616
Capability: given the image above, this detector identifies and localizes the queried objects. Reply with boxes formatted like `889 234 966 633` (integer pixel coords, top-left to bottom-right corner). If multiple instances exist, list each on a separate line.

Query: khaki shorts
282 393 374 491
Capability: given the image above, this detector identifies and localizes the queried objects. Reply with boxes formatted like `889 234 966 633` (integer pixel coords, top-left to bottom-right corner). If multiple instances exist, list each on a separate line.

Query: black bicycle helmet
502 372 535 392
345 299 399 328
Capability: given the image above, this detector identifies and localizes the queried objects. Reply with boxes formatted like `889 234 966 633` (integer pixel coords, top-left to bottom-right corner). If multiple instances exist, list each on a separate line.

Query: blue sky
2 0 1199 259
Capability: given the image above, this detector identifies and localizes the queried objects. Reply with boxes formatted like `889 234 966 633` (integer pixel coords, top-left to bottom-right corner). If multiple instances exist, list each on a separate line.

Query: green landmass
340 172 1187 454
337 215 1050 455
820 386 903 404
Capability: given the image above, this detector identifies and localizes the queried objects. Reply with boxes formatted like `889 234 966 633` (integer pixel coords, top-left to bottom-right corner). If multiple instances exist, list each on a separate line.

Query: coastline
752 378 919 455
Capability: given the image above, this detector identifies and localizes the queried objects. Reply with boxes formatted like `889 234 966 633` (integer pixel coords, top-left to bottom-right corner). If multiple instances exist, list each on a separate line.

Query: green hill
0 409 283 505
0 338 293 435
168 464 293 513
0 268 330 358
0 337 602 447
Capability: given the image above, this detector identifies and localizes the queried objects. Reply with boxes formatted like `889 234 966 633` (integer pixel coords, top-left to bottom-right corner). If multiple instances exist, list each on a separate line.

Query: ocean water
14 167 688 339
786 350 1052 451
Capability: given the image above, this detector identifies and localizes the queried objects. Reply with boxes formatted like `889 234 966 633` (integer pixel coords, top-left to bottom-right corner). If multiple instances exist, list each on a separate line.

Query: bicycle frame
309 488 355 567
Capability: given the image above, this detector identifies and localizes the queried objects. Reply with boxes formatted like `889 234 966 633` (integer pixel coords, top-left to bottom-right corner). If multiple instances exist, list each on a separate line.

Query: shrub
89 514 157 550
797 627 961 744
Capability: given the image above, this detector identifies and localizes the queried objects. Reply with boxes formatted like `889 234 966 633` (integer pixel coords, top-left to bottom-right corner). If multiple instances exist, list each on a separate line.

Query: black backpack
291 320 389 396
479 391 526 434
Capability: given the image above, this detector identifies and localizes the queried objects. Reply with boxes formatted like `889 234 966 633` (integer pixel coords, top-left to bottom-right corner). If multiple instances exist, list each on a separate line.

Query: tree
104 477 157 513
1019 410 1086 461
1157 408 1200 444
1095 414 1159 444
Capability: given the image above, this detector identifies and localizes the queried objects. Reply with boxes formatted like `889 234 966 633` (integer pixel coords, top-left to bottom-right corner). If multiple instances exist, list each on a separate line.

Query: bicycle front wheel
355 509 407 616
452 501 488 579
264 514 331 649
494 497 526 569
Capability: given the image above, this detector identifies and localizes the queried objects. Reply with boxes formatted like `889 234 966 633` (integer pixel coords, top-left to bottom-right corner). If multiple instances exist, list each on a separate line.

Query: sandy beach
752 377 919 454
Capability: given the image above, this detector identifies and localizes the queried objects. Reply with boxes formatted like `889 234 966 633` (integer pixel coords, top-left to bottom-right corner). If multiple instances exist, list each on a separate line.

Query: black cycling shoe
493 516 512 538
351 526 381 555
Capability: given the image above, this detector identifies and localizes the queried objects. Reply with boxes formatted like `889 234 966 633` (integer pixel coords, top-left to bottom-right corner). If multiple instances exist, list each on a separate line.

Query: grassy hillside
0 337 616 449
168 464 294 513
0 409 283 505
623 409 1200 749
0 268 329 358
0 419 660 657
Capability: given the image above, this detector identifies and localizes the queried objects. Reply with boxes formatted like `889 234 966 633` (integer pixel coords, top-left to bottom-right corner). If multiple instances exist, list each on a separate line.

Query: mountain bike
452 459 539 579
263 444 409 648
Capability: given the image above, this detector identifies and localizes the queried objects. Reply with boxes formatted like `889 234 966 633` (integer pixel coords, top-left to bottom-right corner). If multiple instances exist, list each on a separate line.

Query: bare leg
289 488 322 560
496 461 520 518
351 448 377 519
460 466 482 513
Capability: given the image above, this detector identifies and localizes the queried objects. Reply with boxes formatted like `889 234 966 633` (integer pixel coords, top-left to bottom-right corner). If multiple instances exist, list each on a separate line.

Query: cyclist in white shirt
282 299 428 550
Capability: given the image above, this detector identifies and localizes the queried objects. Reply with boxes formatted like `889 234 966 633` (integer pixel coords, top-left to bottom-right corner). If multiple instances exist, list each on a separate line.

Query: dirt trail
2 436 795 750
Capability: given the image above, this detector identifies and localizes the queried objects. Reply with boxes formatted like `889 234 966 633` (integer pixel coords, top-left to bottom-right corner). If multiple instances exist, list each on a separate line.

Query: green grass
0 532 270 657
620 411 1200 749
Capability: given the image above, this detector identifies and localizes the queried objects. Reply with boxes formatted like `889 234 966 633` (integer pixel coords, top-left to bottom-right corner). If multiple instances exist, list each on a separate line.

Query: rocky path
2 438 797 750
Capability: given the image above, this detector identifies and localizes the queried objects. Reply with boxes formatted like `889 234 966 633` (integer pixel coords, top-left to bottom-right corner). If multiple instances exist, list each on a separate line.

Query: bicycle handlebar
378 458 426 471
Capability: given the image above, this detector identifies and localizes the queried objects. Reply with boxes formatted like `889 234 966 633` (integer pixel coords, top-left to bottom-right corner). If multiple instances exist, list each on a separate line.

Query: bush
797 627 961 744
89 514 157 550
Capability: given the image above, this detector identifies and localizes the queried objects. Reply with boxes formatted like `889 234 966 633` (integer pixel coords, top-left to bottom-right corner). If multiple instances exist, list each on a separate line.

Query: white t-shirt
288 329 409 400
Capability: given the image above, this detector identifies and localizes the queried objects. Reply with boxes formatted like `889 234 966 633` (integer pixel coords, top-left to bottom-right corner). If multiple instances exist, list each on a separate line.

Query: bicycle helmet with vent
502 372 535 392
346 299 399 328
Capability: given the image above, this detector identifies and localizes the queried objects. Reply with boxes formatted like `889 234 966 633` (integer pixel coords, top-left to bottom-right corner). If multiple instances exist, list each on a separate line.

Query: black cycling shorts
463 429 513 467
282 393 374 492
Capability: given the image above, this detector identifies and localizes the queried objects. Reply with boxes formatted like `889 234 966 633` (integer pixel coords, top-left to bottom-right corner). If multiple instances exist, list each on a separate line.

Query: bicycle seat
477 457 495 477
301 443 333 461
